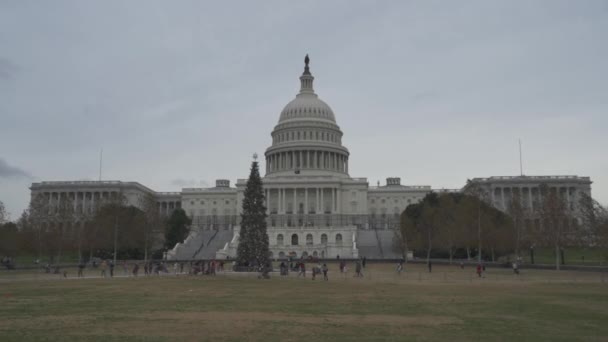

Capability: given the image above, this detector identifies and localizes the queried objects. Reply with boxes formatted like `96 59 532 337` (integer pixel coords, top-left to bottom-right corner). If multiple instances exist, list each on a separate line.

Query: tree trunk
144 230 149 262
426 229 432 265
555 244 561 271
477 205 482 264
514 217 520 258
449 246 453 265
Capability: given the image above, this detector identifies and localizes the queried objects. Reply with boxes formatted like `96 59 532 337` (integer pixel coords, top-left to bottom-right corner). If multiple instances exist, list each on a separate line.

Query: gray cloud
0 0 606 217
0 158 32 179
171 179 210 188
0 57 18 80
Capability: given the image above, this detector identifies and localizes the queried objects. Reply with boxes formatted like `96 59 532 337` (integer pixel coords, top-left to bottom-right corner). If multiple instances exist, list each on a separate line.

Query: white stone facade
28 56 593 260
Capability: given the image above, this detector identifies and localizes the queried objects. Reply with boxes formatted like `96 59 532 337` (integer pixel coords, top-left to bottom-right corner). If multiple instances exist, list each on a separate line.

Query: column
299 151 302 168
307 151 310 168
528 188 533 211
501 188 505 210
320 188 324 213
316 188 320 213
337 188 341 214
566 187 571 209
293 188 297 213
304 188 308 214
346 157 348 174
331 188 335 213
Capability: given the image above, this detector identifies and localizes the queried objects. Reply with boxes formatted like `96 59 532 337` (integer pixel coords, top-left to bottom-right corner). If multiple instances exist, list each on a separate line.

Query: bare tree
0 200 7 224
507 188 527 258
395 214 410 262
578 193 608 259
139 193 163 261
536 184 576 270
435 194 461 264
50 195 75 263
28 194 51 261
463 181 492 263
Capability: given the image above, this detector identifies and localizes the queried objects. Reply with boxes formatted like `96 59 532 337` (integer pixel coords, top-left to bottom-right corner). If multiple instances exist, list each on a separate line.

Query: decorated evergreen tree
236 156 269 267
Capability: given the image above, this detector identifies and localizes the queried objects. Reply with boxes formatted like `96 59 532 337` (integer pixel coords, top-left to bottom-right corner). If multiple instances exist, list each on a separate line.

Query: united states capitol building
29 56 592 260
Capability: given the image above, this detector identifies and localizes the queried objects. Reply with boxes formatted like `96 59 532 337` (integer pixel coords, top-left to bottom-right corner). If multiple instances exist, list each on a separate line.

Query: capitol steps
167 229 234 260
356 229 402 259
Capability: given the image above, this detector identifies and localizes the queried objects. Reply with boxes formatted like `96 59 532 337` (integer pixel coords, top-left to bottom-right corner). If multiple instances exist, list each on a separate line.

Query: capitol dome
265 55 350 178
278 95 336 123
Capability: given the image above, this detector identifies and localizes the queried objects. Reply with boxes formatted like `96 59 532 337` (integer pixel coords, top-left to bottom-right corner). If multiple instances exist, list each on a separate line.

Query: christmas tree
236 156 269 267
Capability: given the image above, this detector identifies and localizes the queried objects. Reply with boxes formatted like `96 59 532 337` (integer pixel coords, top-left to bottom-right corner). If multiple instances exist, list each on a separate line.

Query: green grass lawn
1 263 607 341
522 247 608 266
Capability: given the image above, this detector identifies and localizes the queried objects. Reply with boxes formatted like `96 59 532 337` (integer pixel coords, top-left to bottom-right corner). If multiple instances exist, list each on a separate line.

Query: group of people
41 259 227 279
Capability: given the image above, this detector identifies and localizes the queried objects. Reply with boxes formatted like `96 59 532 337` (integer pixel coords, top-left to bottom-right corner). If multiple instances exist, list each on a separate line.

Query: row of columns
42 191 118 214
264 188 341 215
492 186 577 211
39 191 180 216
266 150 348 173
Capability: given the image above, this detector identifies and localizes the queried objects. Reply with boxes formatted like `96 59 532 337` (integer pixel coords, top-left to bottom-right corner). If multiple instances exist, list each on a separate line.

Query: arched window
313 251 318 257
291 234 299 246
336 233 343 245
321 234 328 244
277 234 284 246
306 234 313 246
302 251 308 258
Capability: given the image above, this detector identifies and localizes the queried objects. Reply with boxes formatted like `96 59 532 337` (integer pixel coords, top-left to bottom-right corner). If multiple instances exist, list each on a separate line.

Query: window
277 234 284 246
306 234 313 246
335 234 343 245
190 201 194 205
291 234 299 246
321 234 328 244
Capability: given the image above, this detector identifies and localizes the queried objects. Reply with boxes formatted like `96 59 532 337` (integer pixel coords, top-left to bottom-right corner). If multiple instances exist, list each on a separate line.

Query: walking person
362 257 367 269
100 260 107 278
354 260 363 278
476 264 482 278
132 263 139 277
298 262 306 278
322 263 328 281
512 262 519 275
109 260 115 278
77 261 85 278
396 259 404 275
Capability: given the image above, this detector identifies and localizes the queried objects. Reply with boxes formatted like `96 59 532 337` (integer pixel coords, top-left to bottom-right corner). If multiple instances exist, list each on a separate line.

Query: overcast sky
1 1 607 219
